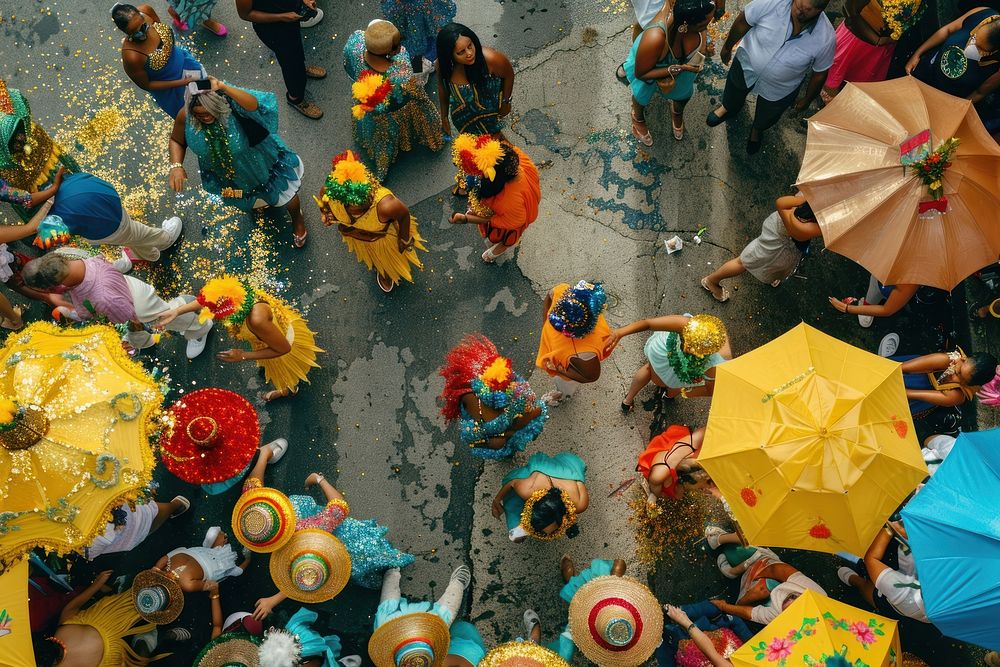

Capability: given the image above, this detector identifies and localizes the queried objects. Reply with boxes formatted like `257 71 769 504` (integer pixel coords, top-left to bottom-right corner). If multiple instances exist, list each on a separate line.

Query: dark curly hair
472 144 520 200
529 487 579 538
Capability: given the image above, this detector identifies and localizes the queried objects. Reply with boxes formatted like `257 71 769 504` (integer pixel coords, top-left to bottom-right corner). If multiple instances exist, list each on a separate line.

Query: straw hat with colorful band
160 388 260 485
269 528 351 603
368 612 450 667
568 575 664 666
478 641 570 667
131 568 185 625
232 486 296 553
193 631 262 667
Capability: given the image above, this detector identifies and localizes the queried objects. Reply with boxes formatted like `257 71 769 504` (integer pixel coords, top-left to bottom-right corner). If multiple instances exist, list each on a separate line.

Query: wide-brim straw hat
479 641 570 666
131 568 185 625
568 575 664 666
269 528 352 603
193 631 262 667
368 612 450 667
231 486 296 553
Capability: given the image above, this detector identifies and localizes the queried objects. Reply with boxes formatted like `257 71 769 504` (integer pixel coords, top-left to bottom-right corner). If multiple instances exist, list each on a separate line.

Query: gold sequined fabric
146 22 174 71
0 122 55 192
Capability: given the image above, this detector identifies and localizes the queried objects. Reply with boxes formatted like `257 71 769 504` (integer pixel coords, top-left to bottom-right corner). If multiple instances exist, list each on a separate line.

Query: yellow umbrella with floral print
730 590 902 667
0 560 33 667
0 323 162 566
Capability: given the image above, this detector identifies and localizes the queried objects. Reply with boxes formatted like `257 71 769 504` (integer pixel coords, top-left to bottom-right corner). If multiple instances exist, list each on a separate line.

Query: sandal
451 183 468 198
631 111 653 147
620 400 634 415
700 277 730 303
171 17 190 31
263 389 295 402
482 245 504 263
615 63 629 86
376 274 395 293
169 495 191 518
201 19 227 36
1 305 25 331
293 230 308 248
671 102 684 141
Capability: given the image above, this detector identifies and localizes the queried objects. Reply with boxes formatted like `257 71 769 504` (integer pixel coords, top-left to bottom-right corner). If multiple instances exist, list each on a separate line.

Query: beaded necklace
202 121 236 180
665 332 713 384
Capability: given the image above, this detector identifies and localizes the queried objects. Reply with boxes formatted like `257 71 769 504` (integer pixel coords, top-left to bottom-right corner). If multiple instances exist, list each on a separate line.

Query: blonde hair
185 90 232 132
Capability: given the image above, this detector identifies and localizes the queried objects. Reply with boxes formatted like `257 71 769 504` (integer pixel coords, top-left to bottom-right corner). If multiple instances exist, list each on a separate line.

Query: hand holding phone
187 79 213 96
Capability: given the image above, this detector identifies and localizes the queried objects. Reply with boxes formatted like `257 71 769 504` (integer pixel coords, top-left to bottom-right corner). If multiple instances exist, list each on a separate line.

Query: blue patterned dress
290 495 415 589
136 22 205 117
184 88 303 212
381 0 457 60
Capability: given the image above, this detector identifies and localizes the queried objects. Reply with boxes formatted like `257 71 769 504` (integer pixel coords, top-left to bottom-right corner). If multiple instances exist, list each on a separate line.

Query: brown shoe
286 96 323 119
304 64 326 79
560 555 576 583
611 559 627 576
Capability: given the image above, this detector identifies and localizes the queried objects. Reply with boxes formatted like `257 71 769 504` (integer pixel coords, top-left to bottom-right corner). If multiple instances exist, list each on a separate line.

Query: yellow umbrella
795 77 1000 291
731 590 902 667
0 323 162 565
0 560 33 667
699 323 927 554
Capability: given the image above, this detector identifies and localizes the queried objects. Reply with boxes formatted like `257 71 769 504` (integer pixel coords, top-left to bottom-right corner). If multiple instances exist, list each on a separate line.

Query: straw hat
368 612 450 667
364 19 400 55
568 575 664 666
269 528 351 603
131 568 185 625
231 486 296 553
479 641 570 666
160 388 260 485
193 631 262 667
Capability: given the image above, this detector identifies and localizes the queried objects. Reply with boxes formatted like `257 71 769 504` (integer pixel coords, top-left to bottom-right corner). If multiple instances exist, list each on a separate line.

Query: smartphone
187 79 212 96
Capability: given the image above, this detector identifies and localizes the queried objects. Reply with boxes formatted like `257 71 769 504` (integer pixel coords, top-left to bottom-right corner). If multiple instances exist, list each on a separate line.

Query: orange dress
535 283 611 377
637 425 695 500
479 146 541 246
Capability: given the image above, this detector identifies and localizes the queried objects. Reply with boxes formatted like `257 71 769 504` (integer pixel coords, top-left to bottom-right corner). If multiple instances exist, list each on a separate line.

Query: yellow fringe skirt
341 221 426 286
251 310 323 394
62 592 165 666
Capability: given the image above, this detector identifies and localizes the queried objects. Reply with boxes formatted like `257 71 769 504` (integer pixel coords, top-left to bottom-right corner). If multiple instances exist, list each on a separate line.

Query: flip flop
293 230 308 248
631 112 653 147
701 277 730 302
201 20 227 36
169 495 190 518
615 63 629 85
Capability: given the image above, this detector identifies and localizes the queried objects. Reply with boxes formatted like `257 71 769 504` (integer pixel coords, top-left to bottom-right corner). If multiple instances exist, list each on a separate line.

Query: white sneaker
878 333 899 357
300 7 323 27
412 67 431 86
203 526 221 548
704 525 726 550
161 216 183 249
857 299 874 328
339 657 362 667
112 254 132 273
185 319 213 359
450 564 472 588
837 566 857 586
265 437 290 464
717 554 740 579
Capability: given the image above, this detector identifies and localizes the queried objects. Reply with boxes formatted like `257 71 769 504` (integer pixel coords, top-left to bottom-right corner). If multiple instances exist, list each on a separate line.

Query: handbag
687 50 706 71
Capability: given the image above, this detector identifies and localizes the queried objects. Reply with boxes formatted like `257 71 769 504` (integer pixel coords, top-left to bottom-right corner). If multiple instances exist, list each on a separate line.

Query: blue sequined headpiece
549 280 607 339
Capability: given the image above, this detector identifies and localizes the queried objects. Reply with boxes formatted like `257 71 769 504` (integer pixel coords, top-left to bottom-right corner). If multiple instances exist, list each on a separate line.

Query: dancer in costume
316 149 424 293
607 313 731 413
535 280 612 406
155 276 322 400
368 564 472 667
166 0 227 36
0 79 79 222
112 3 207 118
449 134 541 263
343 19 443 179
256 609 362 667
439 333 547 460
637 424 707 505
382 0 457 82
478 641 568 667
168 77 309 247
546 557 664 666
491 451 589 543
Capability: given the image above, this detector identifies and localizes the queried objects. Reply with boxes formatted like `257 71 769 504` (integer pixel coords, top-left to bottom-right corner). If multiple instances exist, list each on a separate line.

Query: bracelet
686 622 697 632
462 214 469 223
502 95 512 104
846 305 851 315
169 163 185 171
209 593 219 599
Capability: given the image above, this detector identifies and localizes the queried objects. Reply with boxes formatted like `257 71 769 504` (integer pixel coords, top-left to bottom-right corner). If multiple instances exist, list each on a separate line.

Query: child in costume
342 19 443 179
316 149 424 293
439 333 548 460
535 280 612 406
257 609 362 667
449 133 541 263
155 276 322 401
491 451 589 543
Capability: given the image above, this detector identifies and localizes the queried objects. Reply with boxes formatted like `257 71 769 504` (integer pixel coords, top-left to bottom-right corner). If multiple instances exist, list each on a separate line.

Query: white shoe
265 437 289 464
540 390 565 407
878 333 899 357
131 627 158 653
704 525 726 550
339 657 362 667
300 7 323 27
161 216 183 249
203 526 221 548
857 299 874 328
523 609 540 637
112 254 132 273
185 319 213 359
837 566 857 586
412 68 431 86
450 564 472 589
717 554 739 579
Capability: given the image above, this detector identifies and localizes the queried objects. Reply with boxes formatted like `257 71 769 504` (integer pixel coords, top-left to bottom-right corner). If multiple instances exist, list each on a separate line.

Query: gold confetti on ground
73 106 125 154
627 485 729 573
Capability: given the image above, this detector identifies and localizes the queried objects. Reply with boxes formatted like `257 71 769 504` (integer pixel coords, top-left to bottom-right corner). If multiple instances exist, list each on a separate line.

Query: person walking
165 0 228 36
381 0 457 83
235 0 326 119
706 0 835 154
907 7 1000 103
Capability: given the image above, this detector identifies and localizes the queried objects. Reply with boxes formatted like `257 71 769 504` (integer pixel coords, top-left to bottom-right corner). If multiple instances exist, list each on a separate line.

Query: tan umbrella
796 77 1000 290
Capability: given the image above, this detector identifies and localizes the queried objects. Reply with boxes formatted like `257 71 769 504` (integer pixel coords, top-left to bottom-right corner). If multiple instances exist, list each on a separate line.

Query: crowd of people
1 0 998 664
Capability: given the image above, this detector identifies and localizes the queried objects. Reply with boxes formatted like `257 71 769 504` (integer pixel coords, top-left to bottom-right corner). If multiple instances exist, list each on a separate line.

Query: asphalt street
2 0 988 663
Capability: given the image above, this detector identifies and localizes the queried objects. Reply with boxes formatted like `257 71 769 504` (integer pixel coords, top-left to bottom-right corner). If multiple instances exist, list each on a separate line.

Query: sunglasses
129 21 149 41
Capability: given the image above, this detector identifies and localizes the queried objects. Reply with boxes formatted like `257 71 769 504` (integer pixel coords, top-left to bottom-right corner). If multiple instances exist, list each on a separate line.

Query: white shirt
923 434 956 476
750 572 827 624
631 0 666 27
875 567 930 623
736 0 836 101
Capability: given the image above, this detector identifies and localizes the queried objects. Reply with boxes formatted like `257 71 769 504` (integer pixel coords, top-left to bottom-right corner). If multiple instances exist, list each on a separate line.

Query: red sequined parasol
160 388 259 484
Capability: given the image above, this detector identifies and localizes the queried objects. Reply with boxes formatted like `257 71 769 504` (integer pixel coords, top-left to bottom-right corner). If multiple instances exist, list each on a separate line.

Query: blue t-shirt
50 173 122 240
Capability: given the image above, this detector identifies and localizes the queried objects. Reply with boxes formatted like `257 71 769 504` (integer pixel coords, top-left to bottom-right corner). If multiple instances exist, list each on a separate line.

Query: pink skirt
825 22 896 89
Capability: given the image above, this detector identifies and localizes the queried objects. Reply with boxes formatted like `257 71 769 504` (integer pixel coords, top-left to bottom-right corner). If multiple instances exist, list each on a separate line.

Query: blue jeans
654 599 754 667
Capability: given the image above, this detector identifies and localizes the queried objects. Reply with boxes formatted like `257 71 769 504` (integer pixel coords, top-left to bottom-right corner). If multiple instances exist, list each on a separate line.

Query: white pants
124 277 211 349
90 209 175 261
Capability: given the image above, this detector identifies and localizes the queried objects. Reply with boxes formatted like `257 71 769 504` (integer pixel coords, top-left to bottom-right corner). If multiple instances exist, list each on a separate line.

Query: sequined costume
323 185 426 285
458 388 547 459
230 292 322 394
381 0 457 60
446 73 505 135
61 592 162 666
170 0 220 27
284 607 344 665
342 30 443 179
184 89 303 212
290 494 415 589
501 451 586 532
125 22 204 117
0 82 80 222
